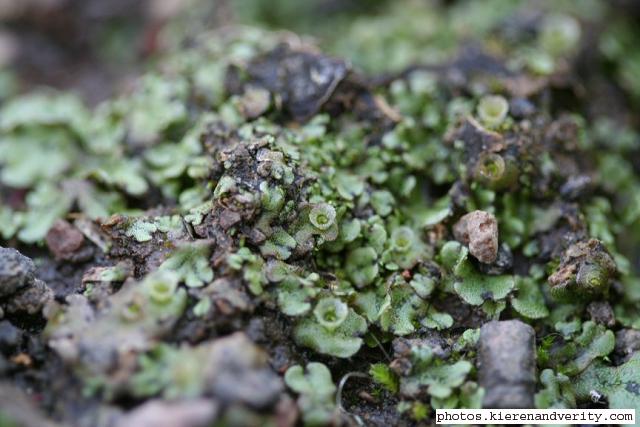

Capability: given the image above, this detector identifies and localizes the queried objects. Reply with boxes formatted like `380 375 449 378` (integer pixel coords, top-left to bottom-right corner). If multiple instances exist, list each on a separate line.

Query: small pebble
45 219 85 260
453 210 499 264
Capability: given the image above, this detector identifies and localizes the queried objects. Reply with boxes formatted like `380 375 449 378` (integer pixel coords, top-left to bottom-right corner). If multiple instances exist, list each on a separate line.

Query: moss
4 0 640 423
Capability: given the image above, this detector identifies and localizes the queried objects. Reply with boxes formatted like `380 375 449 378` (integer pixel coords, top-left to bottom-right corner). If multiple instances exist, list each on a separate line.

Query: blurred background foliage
2 0 638 102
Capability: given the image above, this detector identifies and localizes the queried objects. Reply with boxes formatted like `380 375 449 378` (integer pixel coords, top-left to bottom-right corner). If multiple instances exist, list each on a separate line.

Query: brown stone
45 219 85 260
453 210 499 264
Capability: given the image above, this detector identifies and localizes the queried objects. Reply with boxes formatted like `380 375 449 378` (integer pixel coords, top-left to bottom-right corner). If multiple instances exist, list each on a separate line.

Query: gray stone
0 246 36 297
479 320 536 408
3 279 53 315
0 320 22 352
0 247 54 316
615 329 640 362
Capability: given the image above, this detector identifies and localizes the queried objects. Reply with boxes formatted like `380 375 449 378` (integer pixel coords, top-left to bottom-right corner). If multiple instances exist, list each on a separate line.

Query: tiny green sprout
511 277 549 320
391 226 415 253
125 219 158 242
439 240 514 309
155 215 183 234
477 95 509 128
159 243 213 288
284 362 336 397
422 196 452 228
334 171 364 200
453 328 481 352
263 259 296 282
309 203 336 231
383 226 425 270
540 14 581 57
379 285 422 335
193 297 211 317
183 201 213 226
130 343 205 400
526 50 555 75
369 363 399 393
227 247 266 295
313 297 348 331
411 402 429 421
89 264 129 282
